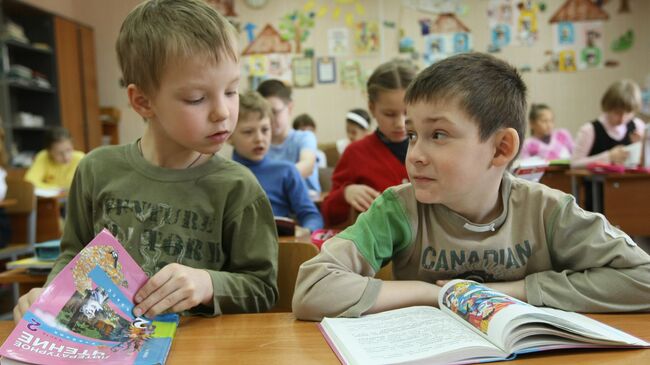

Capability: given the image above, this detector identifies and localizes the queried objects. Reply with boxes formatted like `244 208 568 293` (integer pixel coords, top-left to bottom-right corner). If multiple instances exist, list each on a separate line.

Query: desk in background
0 268 47 296
1 312 649 364
568 169 650 236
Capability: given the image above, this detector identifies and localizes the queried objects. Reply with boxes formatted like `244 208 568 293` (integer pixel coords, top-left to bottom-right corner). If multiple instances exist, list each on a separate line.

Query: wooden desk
0 268 47 296
539 165 572 195
1 313 649 364
568 169 650 235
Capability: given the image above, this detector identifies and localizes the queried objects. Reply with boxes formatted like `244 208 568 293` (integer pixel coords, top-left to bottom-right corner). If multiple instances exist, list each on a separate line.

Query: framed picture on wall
292 57 314 88
316 57 336 84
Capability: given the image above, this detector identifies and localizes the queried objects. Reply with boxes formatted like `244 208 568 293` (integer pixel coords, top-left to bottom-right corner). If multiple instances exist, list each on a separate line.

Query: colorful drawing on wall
487 0 540 48
328 28 350 56
491 24 511 48
557 22 575 44
267 54 293 83
399 33 415 54
244 22 257 44
419 18 431 36
292 57 314 88
279 10 315 54
340 60 362 89
550 0 608 71
307 0 365 26
558 49 577 72
516 1 539 46
242 24 292 55
207 0 237 17
245 55 268 77
422 13 472 66
611 30 633 52
354 21 380 55
316 57 336 84
402 0 465 15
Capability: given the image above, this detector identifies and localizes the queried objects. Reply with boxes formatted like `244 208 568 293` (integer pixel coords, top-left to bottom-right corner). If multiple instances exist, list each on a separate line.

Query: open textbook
0 229 179 365
319 280 649 365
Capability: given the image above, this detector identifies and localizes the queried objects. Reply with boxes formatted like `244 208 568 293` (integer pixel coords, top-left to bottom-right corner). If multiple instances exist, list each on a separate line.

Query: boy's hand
608 145 629 165
133 263 213 318
344 184 380 212
13 288 44 324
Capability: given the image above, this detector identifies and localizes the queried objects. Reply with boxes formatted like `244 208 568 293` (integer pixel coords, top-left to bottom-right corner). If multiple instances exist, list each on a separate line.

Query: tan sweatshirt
293 173 650 320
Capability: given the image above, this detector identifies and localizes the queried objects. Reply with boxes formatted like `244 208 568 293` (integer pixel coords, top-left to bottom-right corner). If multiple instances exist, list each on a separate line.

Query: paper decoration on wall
611 30 633 52
487 0 540 48
549 0 608 71
292 57 314 88
399 32 415 53
340 60 362 89
422 13 472 66
354 21 380 55
328 28 350 56
316 57 336 84
207 0 237 17
244 23 257 43
306 0 365 26
242 24 292 55
267 54 293 83
618 0 631 13
641 75 650 116
402 0 464 15
245 55 268 77
419 18 431 35
279 11 315 54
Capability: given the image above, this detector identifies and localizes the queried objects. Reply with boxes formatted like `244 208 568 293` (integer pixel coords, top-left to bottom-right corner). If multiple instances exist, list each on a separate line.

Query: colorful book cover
0 229 179 365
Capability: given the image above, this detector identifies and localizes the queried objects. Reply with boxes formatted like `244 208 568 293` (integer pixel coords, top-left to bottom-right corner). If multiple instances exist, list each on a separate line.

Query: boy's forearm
484 279 527 302
367 280 441 314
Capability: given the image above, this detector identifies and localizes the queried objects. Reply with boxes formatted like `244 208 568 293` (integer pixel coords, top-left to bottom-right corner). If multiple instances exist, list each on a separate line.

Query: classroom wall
23 0 650 146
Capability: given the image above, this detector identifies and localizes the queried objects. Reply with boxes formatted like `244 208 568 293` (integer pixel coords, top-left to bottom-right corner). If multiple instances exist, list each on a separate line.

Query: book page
321 306 504 365
0 229 179 365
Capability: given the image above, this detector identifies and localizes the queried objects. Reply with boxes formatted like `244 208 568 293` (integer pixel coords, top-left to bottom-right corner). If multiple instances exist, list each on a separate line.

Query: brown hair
257 79 292 103
239 90 271 122
116 0 237 96
405 52 527 150
367 59 418 103
293 114 316 130
45 127 72 149
600 79 642 113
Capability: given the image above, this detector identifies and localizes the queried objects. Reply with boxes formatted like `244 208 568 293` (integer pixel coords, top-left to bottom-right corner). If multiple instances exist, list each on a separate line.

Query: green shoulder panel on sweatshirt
338 189 412 272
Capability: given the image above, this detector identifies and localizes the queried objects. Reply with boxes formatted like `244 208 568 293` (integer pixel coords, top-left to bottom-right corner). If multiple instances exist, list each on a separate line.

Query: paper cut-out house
549 0 609 23
430 13 471 33
242 24 292 55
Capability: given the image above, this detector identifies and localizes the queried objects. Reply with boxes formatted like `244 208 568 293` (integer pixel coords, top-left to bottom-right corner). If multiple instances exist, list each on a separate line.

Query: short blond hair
601 79 642 113
116 0 237 95
239 91 271 122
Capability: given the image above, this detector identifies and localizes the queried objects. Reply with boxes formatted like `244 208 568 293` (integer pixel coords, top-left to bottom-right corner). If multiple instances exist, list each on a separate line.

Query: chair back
318 167 333 192
271 240 319 312
5 178 36 246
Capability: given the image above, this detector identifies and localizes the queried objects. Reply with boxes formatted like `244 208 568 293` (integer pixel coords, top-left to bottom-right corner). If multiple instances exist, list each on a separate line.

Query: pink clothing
521 129 574 161
570 115 645 168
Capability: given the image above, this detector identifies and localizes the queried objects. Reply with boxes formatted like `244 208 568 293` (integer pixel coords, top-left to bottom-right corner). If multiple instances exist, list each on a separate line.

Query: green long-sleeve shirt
48 142 278 315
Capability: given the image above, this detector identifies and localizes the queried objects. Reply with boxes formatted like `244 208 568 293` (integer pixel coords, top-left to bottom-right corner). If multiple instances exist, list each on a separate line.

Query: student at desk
293 53 650 321
0 127 10 247
24 127 84 192
14 0 278 322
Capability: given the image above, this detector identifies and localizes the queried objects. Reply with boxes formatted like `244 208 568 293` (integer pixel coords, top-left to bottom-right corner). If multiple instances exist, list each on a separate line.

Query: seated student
231 91 323 233
14 0 278 322
24 127 85 191
336 108 373 155
571 79 645 211
322 60 416 227
258 79 321 194
520 104 573 161
293 113 327 168
571 79 645 168
292 53 650 321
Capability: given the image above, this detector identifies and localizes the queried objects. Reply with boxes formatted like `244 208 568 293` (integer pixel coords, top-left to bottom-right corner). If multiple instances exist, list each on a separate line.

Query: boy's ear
492 128 520 167
127 84 154 119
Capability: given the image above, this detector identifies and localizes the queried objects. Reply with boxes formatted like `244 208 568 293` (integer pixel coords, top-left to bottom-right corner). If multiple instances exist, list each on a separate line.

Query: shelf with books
3 39 52 55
